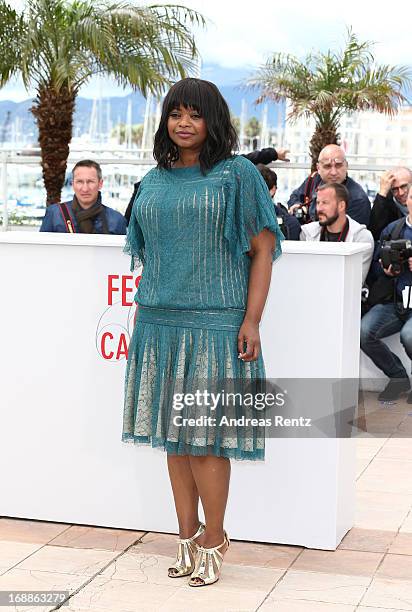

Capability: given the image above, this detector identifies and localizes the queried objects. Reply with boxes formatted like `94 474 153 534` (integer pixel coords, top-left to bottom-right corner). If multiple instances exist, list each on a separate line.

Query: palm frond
0 0 205 94
247 53 312 107
0 2 25 86
246 27 412 129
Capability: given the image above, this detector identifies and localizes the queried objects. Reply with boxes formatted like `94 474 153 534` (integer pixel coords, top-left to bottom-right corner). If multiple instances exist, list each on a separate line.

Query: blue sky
1 0 411 101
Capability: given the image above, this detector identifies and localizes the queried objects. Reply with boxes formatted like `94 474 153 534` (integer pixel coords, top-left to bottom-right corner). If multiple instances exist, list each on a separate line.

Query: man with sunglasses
287 144 371 226
368 167 412 240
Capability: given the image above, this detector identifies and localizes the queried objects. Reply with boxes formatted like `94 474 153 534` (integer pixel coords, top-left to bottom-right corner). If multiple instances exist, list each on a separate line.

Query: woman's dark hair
153 78 239 173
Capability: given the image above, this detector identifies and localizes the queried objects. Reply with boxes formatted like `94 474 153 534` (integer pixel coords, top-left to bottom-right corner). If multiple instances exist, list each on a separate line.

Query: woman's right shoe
167 522 205 578
188 531 230 587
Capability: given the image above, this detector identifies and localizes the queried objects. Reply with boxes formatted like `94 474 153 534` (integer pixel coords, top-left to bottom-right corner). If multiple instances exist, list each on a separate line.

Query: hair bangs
164 79 204 116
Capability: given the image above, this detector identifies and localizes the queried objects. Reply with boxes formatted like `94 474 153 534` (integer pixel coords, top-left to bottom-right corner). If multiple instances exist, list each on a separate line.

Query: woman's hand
240 228 274 362
238 318 261 362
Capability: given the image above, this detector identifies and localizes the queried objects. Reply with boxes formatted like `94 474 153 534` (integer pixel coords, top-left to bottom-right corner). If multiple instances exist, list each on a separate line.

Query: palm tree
112 122 144 146
247 29 412 170
0 0 205 204
245 117 260 139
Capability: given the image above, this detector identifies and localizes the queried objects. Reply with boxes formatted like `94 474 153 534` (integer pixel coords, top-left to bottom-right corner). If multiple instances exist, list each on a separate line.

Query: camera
276 215 290 239
380 239 412 274
293 205 308 224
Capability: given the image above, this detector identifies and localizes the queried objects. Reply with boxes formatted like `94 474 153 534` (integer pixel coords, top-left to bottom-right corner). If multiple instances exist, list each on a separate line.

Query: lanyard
320 218 350 242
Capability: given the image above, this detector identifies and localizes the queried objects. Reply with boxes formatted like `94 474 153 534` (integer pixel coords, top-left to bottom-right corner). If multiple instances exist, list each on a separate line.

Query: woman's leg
167 453 201 538
188 455 231 549
187 455 230 585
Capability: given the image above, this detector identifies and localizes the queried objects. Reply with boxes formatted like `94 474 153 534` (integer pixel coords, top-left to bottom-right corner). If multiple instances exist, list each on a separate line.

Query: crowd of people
254 149 412 403
39 139 412 403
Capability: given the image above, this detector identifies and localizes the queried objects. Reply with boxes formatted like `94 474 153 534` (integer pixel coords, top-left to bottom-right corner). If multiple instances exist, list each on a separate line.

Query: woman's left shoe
167 523 206 578
188 531 230 587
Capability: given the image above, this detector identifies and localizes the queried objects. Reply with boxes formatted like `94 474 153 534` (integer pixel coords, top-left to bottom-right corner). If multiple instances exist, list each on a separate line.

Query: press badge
402 286 412 309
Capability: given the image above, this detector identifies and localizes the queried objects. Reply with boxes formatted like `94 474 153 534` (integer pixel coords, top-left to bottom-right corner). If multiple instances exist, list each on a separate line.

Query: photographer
287 144 371 226
361 182 412 401
40 160 127 235
368 167 412 240
256 164 301 240
300 182 373 283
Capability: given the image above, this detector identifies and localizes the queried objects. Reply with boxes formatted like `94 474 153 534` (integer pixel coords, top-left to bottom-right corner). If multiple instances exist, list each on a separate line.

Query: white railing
1 146 411 231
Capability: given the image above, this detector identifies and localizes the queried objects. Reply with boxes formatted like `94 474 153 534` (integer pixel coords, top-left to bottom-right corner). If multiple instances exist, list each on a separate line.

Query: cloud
2 0 411 102
152 0 412 68
8 0 412 67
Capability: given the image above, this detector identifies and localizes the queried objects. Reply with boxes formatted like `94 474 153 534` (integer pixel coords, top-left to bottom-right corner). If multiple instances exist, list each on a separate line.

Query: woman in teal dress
123 78 283 586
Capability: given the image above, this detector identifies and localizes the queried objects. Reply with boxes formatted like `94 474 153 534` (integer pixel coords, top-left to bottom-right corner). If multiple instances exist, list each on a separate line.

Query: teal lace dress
122 155 283 460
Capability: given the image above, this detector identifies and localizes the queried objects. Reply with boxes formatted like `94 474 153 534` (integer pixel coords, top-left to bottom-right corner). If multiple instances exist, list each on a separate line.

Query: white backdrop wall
0 233 370 549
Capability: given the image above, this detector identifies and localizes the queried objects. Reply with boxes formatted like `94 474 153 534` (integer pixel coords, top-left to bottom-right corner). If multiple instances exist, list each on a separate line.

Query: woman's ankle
197 528 226 548
178 520 202 539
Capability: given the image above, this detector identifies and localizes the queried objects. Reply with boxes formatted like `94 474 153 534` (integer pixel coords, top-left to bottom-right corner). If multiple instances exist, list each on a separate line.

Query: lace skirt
122 305 266 460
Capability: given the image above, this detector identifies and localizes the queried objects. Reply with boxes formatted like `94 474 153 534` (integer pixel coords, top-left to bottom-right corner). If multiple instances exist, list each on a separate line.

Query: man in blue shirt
40 159 127 235
361 182 412 401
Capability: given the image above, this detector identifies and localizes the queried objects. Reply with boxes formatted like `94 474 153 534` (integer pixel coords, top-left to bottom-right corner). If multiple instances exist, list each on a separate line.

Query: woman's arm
238 228 276 362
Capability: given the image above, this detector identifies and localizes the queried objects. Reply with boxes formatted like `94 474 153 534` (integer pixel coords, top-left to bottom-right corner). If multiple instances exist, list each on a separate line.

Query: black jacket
274 203 301 240
287 173 371 227
124 181 141 224
242 147 278 165
366 217 409 307
368 193 405 241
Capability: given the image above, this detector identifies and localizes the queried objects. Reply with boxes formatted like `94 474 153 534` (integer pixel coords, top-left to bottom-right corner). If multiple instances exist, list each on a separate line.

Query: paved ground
1 392 412 611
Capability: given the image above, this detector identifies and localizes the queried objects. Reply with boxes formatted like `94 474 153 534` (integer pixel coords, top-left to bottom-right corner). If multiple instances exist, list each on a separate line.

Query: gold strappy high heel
188 531 230 587
167 523 205 578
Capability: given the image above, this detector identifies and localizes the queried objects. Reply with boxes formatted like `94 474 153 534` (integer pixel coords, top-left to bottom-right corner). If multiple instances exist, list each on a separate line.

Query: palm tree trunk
31 85 76 205
309 124 339 172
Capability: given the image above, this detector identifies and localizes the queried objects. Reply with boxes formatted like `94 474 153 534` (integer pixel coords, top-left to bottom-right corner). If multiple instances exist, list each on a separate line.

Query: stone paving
1 392 412 611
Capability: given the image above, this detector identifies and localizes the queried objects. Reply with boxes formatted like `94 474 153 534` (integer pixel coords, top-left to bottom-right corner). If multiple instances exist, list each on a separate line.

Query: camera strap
388 217 407 241
320 218 350 242
303 172 319 205
58 202 76 233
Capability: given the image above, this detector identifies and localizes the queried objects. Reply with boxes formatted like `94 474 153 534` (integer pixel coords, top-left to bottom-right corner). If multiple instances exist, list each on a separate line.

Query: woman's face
167 105 207 154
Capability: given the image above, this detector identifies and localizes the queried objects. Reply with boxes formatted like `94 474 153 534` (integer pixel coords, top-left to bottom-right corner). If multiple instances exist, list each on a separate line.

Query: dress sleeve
223 157 283 262
124 183 145 271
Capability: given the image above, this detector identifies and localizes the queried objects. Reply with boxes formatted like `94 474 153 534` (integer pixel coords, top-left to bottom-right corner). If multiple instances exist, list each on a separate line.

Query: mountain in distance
0 86 285 145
